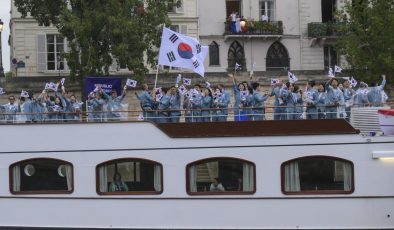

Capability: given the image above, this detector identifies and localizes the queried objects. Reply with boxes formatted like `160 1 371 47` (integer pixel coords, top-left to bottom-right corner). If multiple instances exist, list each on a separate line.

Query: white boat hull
379 114 394 135
0 122 393 229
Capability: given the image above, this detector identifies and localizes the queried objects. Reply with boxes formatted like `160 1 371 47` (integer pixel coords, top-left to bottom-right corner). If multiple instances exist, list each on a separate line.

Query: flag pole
154 24 166 89
154 64 159 89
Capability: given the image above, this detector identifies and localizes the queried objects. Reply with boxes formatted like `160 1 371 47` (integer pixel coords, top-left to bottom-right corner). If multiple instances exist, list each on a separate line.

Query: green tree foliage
15 0 172 79
336 0 394 83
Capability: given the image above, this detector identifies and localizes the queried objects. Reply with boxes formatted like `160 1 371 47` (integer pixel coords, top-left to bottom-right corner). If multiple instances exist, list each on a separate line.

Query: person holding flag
0 95 20 123
135 84 156 122
367 75 386 107
325 78 344 119
201 87 213 122
304 80 318 119
342 79 356 120
88 87 106 122
156 88 171 123
102 86 127 121
251 82 268 121
168 85 181 123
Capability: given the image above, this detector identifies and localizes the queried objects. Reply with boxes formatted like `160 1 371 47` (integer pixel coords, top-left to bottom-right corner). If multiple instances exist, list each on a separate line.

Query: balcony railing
308 22 343 38
224 21 283 36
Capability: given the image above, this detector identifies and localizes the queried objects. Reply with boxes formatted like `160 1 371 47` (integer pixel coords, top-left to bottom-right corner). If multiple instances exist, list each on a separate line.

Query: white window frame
259 0 276 21
46 34 66 71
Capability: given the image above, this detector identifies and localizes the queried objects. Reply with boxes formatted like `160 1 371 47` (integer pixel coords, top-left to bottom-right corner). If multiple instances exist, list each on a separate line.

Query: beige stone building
199 0 345 74
9 0 198 77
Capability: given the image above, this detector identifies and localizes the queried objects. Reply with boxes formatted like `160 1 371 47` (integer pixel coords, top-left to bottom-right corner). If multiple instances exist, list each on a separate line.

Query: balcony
308 22 343 38
224 21 283 41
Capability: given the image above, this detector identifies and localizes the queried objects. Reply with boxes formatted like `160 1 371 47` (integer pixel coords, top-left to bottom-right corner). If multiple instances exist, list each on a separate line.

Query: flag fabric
288 71 298 83
20 90 29 98
178 85 188 95
45 82 59 91
176 74 182 84
158 27 208 77
0 88 5 95
155 93 163 102
205 81 211 88
60 78 66 86
271 79 280 86
183 78 192 86
234 62 241 71
185 91 193 98
250 62 256 77
126 79 137 88
137 114 145 121
240 90 249 98
328 68 335 78
349 77 358 87
335 65 342 73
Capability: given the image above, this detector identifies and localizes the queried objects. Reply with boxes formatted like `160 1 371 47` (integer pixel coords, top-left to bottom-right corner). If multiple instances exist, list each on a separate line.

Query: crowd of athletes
0 74 389 123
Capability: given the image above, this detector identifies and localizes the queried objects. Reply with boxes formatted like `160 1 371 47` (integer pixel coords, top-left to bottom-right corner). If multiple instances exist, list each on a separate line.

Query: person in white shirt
261 14 269 22
210 177 225 192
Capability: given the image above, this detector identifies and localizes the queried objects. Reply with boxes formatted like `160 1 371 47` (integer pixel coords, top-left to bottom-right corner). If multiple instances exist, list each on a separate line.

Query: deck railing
224 21 283 35
0 103 391 125
308 22 344 38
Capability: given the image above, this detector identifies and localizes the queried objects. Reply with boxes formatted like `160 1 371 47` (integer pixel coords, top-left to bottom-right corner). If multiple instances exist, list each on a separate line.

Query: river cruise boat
0 113 393 229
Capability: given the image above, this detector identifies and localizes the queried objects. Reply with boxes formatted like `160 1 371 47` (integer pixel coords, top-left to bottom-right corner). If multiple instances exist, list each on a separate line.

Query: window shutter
37 34 47 72
180 25 188 35
64 39 69 71
176 0 184 13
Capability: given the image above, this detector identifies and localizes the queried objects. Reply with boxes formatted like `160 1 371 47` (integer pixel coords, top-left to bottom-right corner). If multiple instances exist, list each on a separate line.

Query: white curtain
189 166 197 192
206 162 218 181
99 166 108 192
153 165 161 192
13 165 21 192
65 165 73 191
343 162 352 191
242 163 254 192
284 162 300 192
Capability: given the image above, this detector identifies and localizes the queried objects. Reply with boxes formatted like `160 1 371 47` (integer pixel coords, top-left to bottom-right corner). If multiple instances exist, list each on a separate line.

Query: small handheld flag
176 74 182 84
271 79 280 86
205 81 211 88
20 90 29 98
250 62 256 77
335 65 342 73
45 82 59 91
349 77 358 87
60 78 66 86
126 79 138 88
178 85 188 95
328 68 335 78
183 78 192 86
234 62 241 72
288 71 298 83
137 114 145 121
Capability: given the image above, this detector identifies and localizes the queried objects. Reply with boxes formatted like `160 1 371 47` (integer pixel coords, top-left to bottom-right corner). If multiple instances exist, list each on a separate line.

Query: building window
97 158 162 195
321 0 337 23
324 46 338 69
209 41 220 66
46 34 65 71
228 41 246 71
167 0 183 13
10 158 73 194
281 156 354 194
259 0 275 21
187 158 255 195
226 0 241 19
266 41 290 71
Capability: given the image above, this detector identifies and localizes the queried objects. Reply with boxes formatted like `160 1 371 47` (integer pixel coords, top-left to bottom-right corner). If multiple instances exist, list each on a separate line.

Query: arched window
10 158 73 194
96 158 163 195
266 41 290 71
209 41 220 66
228 41 246 71
187 157 255 195
281 156 354 194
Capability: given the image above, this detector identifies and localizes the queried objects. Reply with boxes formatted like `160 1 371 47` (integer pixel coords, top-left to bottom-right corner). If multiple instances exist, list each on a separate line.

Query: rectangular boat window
10 159 73 194
97 159 162 194
187 158 255 195
282 156 354 194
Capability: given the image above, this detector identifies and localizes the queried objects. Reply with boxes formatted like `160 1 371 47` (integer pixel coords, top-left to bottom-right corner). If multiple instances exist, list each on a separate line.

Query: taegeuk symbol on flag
158 27 208 77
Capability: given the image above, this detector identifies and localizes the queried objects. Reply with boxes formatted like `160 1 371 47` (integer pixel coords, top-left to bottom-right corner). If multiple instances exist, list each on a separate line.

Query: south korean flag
288 71 298 83
271 79 280 86
158 27 208 77
126 79 138 88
